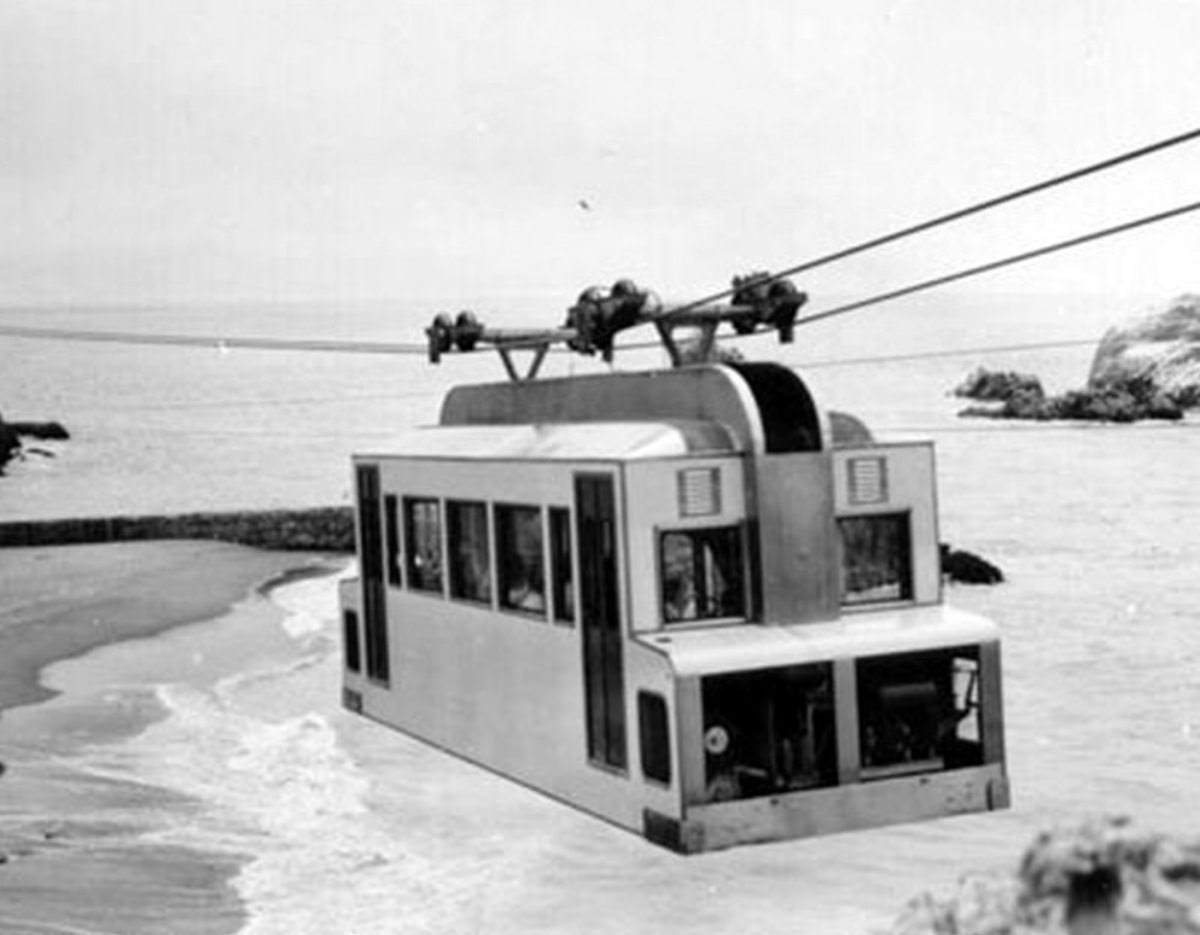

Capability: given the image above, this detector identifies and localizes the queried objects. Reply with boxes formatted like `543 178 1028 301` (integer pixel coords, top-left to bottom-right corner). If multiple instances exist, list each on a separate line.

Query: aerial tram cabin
339 277 1009 853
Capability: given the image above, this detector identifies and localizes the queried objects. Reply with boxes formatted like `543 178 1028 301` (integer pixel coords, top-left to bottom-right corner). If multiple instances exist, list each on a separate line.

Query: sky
3 0 1200 311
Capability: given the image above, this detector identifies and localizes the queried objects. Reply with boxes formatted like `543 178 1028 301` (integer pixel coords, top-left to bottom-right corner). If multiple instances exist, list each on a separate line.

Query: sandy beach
0 541 340 935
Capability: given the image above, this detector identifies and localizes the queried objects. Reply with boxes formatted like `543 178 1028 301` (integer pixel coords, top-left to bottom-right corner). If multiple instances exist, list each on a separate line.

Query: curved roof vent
727 362 822 453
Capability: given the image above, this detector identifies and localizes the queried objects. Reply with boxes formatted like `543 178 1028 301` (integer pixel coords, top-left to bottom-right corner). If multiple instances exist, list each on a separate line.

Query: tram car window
342 609 361 674
404 497 443 593
496 504 547 615
856 647 984 779
549 507 575 625
383 494 402 587
448 500 492 604
638 691 672 785
701 664 837 803
838 512 913 605
660 526 745 623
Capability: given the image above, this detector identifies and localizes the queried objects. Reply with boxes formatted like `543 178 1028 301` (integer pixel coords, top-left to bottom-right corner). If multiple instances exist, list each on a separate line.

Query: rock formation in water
0 416 21 475
1089 294 1200 408
957 370 1185 423
940 544 1004 585
888 816 1200 935
8 421 69 441
956 296 1200 423
0 415 70 475
954 367 1045 402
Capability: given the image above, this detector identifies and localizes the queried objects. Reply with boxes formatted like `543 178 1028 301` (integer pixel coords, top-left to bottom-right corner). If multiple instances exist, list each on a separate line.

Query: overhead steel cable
6 126 1200 358
659 124 1200 322
799 336 1100 369
796 197 1200 327
0 324 429 354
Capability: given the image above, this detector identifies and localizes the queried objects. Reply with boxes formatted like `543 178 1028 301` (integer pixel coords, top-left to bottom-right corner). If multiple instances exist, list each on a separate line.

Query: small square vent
848 456 888 505
677 467 721 517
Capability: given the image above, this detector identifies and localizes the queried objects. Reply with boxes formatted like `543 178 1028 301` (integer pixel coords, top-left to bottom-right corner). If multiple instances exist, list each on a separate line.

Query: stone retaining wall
0 507 355 552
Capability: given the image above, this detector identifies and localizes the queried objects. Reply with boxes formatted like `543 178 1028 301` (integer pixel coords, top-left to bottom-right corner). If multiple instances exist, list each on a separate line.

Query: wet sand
0 541 335 935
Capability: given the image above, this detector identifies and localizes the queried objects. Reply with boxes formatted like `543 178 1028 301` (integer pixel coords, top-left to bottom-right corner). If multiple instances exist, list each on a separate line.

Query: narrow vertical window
448 500 491 604
356 465 389 684
384 494 401 587
497 504 546 616
343 609 361 673
404 497 443 593
549 507 575 625
638 691 671 785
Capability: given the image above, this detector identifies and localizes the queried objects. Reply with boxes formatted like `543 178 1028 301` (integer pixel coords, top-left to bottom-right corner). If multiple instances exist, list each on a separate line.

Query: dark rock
1089 294 1200 407
889 817 1200 935
960 373 1185 423
9 421 70 440
940 544 1004 585
954 367 1045 402
0 416 20 475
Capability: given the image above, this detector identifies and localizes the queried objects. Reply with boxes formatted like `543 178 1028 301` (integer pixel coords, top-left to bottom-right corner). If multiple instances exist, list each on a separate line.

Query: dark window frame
838 511 914 607
638 691 672 786
495 502 547 618
403 496 443 594
447 499 492 605
700 663 837 803
343 609 361 673
384 494 402 588
549 506 575 626
659 524 747 624
856 646 985 780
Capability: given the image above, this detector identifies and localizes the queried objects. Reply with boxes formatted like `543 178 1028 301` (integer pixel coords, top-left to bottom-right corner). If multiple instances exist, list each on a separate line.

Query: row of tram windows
383 494 576 625
699 646 986 803
656 512 918 626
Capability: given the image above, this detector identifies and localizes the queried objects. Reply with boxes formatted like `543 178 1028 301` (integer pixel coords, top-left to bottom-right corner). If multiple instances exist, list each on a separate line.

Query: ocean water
2 293 1199 933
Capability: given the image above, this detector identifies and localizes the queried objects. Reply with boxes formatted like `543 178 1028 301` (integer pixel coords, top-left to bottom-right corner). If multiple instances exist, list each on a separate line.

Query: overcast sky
3 0 1200 309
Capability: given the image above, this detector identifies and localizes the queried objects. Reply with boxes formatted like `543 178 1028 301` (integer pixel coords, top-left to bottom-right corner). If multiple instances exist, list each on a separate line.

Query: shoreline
0 540 342 715
0 540 342 935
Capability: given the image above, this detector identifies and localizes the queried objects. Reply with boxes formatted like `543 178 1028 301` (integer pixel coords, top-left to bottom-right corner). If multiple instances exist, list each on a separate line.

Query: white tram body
340 362 1009 853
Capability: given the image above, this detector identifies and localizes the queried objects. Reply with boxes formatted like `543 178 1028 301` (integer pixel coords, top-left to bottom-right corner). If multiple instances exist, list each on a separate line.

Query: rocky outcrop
954 367 1045 402
1089 294 1200 407
889 817 1200 935
955 363 1187 423
955 293 1200 423
8 421 69 441
0 415 69 475
940 544 1004 584
0 417 19 474
960 373 1184 423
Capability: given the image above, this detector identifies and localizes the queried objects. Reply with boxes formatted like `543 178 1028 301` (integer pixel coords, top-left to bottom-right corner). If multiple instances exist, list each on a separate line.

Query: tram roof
639 604 1000 677
356 419 740 462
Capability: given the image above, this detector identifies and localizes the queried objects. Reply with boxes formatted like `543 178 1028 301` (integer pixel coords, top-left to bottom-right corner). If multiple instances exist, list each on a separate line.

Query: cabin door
356 464 390 684
575 473 627 771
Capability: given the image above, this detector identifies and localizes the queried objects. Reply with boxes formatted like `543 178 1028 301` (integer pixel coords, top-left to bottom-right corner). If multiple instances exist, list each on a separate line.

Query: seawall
0 507 354 552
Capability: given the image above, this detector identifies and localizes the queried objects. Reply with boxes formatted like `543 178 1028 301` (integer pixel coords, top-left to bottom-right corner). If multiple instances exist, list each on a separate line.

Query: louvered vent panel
677 467 721 517
848 456 888 505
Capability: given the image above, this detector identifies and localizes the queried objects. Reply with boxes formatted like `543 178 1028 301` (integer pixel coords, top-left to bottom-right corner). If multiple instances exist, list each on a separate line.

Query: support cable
661 124 1200 321
796 198 1200 327
0 325 428 355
